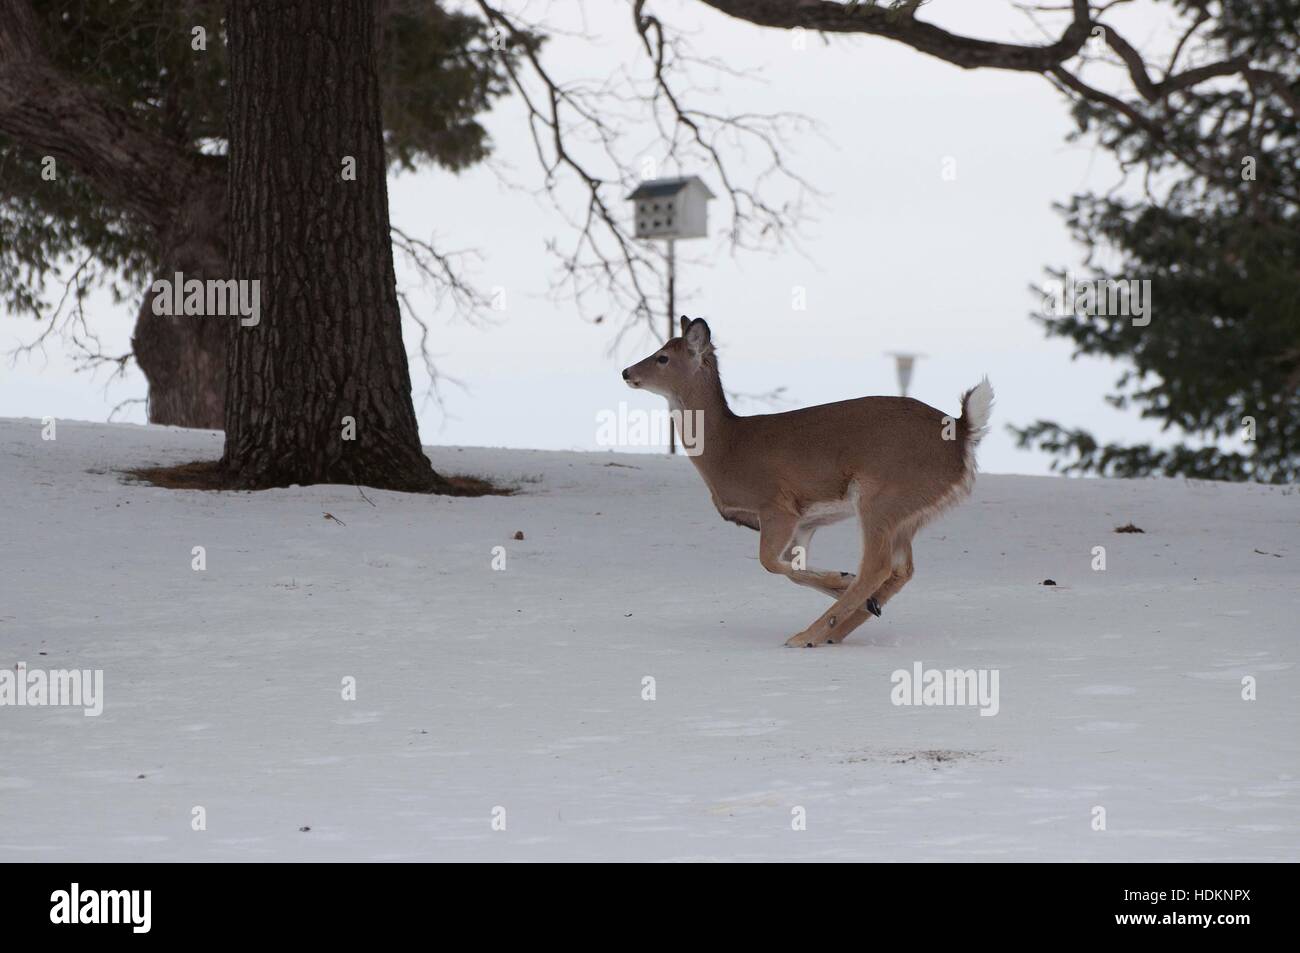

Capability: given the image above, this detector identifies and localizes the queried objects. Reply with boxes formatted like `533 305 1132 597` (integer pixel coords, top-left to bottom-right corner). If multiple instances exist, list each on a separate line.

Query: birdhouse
627 176 714 240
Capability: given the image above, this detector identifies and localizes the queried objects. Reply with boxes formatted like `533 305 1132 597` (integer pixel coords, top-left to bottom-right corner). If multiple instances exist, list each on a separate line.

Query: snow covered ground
1 417 1296 861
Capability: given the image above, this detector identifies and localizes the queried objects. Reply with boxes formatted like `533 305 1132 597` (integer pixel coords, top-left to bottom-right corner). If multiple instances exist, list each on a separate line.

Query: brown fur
623 317 992 647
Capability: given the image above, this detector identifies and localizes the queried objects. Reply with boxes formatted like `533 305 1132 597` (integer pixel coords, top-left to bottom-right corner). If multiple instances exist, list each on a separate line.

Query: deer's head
621 316 714 398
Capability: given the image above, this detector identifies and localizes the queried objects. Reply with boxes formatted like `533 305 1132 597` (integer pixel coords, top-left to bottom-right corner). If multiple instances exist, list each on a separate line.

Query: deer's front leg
757 509 800 580
782 522 858 597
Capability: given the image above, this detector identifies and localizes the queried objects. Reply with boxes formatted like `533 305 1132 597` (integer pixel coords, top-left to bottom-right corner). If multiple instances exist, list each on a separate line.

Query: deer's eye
656 355 669 365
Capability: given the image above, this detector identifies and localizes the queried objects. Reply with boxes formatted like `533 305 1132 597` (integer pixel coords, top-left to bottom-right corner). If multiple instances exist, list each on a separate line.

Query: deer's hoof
785 628 829 648
866 597 882 617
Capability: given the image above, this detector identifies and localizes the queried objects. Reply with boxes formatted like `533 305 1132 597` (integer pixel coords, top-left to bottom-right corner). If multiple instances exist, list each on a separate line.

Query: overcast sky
0 0 1186 475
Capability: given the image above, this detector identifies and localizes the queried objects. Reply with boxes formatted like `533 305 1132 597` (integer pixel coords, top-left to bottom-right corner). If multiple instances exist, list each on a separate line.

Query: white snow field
1 417 1297 862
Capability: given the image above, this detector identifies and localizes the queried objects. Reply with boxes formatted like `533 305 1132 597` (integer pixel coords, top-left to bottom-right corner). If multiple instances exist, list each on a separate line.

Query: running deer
622 317 993 647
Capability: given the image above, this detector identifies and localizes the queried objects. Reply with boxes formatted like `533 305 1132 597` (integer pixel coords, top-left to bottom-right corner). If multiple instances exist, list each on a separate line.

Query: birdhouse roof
627 175 715 200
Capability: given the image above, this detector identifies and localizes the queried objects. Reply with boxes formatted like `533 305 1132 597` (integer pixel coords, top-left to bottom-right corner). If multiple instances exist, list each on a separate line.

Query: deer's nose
621 368 630 380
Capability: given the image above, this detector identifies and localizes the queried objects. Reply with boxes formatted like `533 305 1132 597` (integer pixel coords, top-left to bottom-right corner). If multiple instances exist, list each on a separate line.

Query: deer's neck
669 359 737 465
672 357 732 417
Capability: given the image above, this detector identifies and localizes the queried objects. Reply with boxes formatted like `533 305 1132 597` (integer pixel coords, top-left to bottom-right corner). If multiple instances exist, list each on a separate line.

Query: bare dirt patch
843 748 998 769
123 461 512 496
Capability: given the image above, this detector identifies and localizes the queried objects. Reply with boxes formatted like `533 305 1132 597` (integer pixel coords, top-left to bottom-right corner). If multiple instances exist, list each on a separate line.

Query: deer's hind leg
874 536 916 609
825 536 915 644
785 490 901 648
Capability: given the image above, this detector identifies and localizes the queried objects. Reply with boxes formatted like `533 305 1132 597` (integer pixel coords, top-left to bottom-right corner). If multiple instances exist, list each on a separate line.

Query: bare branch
472 0 817 342
0 0 222 233
695 0 1094 71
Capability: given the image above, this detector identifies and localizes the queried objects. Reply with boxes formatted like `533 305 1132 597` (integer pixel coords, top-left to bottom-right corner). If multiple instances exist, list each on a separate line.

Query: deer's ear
679 315 691 337
684 318 712 354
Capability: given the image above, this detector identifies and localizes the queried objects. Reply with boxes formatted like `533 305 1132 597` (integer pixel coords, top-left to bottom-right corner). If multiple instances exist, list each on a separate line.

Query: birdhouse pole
666 238 676 455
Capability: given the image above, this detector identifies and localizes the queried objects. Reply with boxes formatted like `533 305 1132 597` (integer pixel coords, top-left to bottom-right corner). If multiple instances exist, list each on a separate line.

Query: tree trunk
132 183 231 429
221 0 452 492
132 292 228 429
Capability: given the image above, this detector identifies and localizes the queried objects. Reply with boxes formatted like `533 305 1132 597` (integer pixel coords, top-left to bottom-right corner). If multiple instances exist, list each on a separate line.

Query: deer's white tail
958 377 994 486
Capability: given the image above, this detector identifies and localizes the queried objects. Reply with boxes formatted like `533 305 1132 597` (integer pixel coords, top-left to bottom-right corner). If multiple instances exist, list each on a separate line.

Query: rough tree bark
221 0 453 492
132 182 231 429
132 282 229 430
